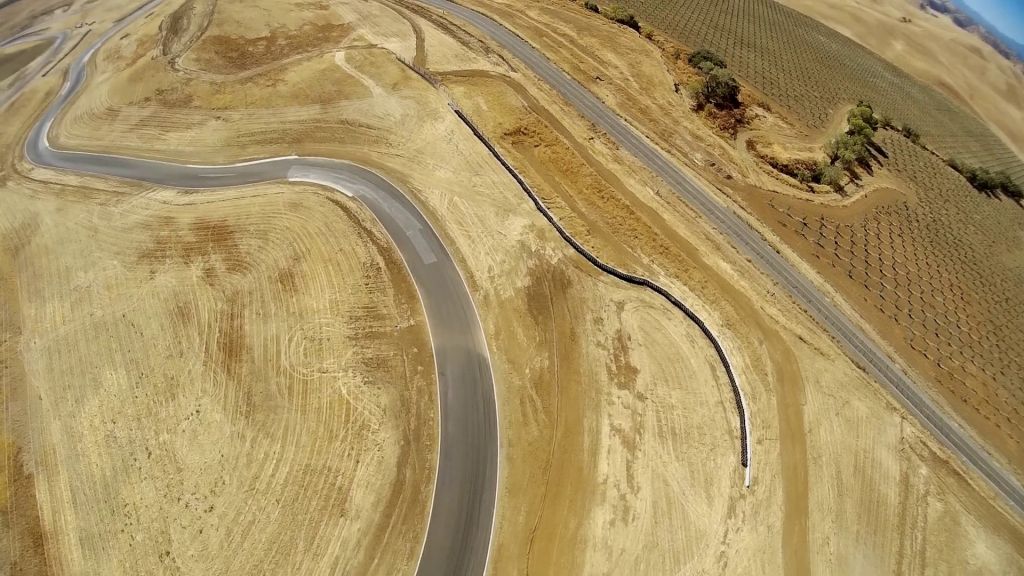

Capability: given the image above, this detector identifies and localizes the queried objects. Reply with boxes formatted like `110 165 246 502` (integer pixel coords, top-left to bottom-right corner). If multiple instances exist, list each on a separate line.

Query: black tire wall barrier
451 106 751 474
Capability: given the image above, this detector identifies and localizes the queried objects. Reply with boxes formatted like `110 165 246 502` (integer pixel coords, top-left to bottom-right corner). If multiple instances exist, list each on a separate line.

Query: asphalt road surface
413 0 1024 517
23 2 497 574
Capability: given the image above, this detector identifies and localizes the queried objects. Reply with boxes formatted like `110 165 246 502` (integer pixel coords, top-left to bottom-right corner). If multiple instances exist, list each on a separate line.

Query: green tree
697 60 718 75
1003 178 1023 200
847 116 875 142
949 158 1023 200
817 163 845 193
687 48 727 70
602 5 640 31
825 134 868 168
848 103 878 130
900 124 922 145
699 67 740 109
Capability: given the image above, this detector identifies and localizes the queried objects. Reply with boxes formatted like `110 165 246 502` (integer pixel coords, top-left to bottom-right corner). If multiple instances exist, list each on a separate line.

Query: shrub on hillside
584 1 599 13
602 5 640 31
849 103 879 131
696 60 718 75
825 133 869 170
847 116 875 142
900 123 922 145
947 158 1023 200
687 48 727 70
817 163 846 193
843 103 878 145
698 67 741 109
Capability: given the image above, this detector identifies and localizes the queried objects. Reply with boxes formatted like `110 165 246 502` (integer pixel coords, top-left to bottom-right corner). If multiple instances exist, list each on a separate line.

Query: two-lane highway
414 0 1024 517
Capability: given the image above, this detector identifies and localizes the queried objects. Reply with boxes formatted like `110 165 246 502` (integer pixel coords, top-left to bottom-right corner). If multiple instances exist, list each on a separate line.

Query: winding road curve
415 0 1024 517
19 1 497 575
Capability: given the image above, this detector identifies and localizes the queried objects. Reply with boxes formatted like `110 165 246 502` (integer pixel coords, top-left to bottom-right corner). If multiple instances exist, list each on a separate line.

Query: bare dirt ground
2 0 1024 573
775 0 1024 165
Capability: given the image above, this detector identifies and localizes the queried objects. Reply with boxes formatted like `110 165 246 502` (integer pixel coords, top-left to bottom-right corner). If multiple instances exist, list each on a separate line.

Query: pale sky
963 0 1024 44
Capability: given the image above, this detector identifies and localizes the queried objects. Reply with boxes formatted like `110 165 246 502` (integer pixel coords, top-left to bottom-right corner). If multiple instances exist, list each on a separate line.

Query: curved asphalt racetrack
413 0 1024 517
20 1 497 575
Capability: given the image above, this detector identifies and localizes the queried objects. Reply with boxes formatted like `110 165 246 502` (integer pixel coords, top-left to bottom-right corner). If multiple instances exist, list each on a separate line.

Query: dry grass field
464 0 1024 475
613 0 1024 186
775 0 1024 164
0 178 437 574
3 0 1024 572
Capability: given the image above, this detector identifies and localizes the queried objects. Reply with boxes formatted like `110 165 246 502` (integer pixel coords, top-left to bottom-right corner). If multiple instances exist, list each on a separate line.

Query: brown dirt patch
188 21 352 74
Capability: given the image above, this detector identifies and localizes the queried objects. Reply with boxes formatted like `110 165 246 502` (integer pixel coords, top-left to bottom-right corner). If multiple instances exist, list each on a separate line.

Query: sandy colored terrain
2 3 437 573
0 41 47 82
776 0 1024 165
2 0 1024 573
437 32 1024 572
0 178 436 574
462 0 1024 475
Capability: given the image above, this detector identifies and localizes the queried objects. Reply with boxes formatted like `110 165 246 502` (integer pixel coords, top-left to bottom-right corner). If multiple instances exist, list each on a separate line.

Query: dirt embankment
158 0 216 60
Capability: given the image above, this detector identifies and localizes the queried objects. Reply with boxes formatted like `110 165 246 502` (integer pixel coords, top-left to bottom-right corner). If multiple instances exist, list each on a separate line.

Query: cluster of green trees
687 48 726 70
824 103 878 171
947 159 1023 200
768 103 881 193
686 49 741 110
790 102 881 193
810 102 1021 200
584 2 640 32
